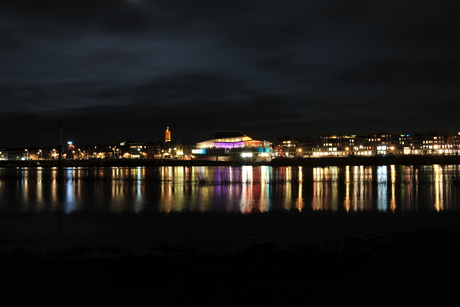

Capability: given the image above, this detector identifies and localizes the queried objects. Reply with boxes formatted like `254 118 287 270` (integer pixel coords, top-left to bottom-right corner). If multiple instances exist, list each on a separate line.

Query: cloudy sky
1 0 459 147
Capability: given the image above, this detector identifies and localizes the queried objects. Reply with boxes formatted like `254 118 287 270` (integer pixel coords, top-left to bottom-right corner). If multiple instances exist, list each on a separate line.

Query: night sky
1 0 459 148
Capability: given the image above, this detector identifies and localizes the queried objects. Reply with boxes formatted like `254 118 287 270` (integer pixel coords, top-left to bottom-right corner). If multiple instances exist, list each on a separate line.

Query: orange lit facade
165 127 171 143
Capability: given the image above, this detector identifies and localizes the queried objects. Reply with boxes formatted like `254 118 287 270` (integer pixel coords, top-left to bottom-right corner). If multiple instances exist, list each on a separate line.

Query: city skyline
1 125 458 150
1 1 459 148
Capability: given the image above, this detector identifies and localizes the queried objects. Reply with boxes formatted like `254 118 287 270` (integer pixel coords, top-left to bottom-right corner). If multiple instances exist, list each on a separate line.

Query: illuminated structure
193 131 274 162
278 131 460 158
0 149 7 160
2 130 460 161
165 127 171 143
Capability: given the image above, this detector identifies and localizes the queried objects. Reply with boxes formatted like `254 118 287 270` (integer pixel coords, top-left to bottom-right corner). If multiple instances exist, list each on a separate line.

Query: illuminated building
277 131 460 158
193 131 274 162
278 136 301 157
2 130 460 162
0 149 7 160
161 140 194 160
165 127 171 143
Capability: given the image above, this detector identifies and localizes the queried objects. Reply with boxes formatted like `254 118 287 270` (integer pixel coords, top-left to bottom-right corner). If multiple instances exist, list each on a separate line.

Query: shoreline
2 154 460 168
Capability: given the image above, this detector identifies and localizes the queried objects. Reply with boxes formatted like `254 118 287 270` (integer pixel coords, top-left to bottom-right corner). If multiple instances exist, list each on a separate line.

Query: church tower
165 126 171 143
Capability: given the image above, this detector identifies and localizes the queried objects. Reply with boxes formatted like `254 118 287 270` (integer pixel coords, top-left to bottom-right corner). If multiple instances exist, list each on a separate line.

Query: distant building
193 131 274 162
4 148 29 160
0 149 7 160
1 129 459 162
165 126 171 143
276 131 460 157
161 140 194 160
278 136 302 157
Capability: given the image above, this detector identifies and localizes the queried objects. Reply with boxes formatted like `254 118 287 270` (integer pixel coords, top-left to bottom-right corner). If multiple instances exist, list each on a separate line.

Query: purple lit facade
214 142 245 149
193 131 275 162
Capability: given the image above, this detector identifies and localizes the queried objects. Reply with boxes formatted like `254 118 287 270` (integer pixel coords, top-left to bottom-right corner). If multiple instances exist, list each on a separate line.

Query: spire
165 126 171 143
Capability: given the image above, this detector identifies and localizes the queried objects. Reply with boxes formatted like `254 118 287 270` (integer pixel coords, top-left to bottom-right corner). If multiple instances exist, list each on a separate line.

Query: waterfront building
278 136 301 157
127 142 147 159
1 130 459 162
0 149 7 160
276 131 460 157
151 141 164 159
2 148 29 160
193 131 274 162
160 140 194 160
34 148 51 160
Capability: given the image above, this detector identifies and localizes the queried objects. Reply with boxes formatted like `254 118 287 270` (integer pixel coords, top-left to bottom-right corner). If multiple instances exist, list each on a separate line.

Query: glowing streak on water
1 164 460 214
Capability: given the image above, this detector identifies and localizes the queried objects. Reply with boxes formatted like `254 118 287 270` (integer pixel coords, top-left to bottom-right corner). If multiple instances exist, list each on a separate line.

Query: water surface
1 165 459 214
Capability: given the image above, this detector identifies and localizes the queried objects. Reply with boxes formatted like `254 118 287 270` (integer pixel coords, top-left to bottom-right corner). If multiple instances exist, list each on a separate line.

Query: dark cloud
342 56 460 88
0 0 459 148
2 0 125 18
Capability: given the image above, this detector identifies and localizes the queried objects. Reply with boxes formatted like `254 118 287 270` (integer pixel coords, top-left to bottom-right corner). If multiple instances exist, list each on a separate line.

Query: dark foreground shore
2 211 460 304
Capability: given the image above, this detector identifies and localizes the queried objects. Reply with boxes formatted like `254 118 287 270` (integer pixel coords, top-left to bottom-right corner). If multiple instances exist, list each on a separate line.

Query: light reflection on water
1 165 460 214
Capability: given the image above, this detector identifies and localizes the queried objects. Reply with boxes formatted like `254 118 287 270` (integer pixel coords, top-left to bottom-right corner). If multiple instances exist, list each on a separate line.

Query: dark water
1 165 460 214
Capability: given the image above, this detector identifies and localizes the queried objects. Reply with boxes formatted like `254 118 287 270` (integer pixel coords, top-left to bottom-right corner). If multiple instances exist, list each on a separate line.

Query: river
1 164 459 214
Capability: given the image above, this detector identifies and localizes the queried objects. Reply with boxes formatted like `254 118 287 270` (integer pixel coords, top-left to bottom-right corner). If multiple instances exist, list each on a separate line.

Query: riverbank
2 210 460 304
2 154 460 168
269 154 460 166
